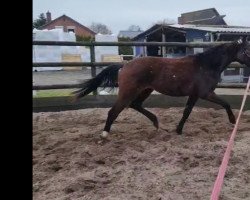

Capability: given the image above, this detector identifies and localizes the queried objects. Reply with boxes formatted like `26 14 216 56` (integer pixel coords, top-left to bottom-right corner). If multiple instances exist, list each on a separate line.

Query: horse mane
194 41 239 70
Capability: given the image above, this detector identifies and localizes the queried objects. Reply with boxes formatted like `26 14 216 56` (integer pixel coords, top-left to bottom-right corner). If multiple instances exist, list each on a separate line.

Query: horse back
119 56 200 96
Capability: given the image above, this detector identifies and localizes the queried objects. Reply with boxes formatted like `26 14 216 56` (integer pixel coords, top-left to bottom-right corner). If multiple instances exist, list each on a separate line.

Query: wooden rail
33 41 231 47
33 83 247 90
33 41 248 91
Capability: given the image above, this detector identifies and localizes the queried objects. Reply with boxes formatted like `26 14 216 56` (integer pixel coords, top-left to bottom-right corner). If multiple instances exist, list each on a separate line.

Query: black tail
72 64 123 101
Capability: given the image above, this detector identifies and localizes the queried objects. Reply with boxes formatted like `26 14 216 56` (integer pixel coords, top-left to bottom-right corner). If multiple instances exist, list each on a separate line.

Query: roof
184 15 226 25
170 24 250 33
178 8 227 25
132 24 185 40
39 14 96 35
118 30 143 38
133 24 250 40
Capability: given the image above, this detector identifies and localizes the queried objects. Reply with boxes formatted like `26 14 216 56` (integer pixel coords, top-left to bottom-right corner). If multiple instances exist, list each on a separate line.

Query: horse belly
152 77 194 97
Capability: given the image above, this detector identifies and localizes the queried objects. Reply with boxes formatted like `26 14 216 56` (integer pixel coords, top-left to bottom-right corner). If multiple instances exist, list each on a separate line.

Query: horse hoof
100 131 109 139
229 116 236 124
154 122 159 130
177 131 182 135
176 127 183 135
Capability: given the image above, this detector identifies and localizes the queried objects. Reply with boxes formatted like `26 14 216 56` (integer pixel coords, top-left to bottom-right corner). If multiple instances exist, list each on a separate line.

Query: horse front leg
201 92 236 124
176 95 198 134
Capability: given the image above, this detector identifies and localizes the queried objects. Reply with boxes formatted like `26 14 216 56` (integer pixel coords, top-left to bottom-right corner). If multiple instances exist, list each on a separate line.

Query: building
133 24 250 82
133 8 234 57
132 8 250 83
178 8 227 25
118 25 144 39
118 30 143 39
38 11 96 38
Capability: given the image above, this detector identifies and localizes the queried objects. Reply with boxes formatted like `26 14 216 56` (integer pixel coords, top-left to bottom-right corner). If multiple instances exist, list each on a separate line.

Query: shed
132 24 250 83
133 24 250 57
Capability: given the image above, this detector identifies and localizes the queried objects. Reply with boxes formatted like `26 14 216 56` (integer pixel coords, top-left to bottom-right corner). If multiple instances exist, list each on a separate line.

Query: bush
76 35 94 42
118 37 133 60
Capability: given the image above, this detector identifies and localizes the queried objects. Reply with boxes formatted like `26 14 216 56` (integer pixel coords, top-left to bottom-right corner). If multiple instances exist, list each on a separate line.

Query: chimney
46 11 51 23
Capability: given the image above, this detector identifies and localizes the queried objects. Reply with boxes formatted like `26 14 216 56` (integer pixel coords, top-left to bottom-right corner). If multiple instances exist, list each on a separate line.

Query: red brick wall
42 16 95 38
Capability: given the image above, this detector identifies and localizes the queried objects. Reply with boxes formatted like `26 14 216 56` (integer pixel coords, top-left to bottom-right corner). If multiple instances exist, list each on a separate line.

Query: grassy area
33 89 75 98
33 88 119 98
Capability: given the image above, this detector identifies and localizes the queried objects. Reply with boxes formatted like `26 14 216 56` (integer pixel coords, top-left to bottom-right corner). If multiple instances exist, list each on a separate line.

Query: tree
33 13 47 29
75 35 94 42
155 18 176 25
118 37 133 60
117 25 142 59
89 22 112 34
128 25 142 31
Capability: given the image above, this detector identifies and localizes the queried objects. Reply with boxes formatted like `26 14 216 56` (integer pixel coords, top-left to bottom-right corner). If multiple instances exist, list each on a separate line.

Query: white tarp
33 28 89 71
33 30 119 71
95 33 119 62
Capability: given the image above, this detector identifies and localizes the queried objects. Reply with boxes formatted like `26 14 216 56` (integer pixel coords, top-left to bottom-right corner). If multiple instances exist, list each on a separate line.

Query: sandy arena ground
33 107 250 200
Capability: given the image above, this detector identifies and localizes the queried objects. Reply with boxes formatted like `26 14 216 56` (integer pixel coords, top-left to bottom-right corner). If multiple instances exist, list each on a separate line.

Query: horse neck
197 43 238 73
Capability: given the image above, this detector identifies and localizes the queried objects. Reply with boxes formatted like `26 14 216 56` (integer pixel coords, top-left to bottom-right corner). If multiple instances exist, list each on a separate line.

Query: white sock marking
101 131 109 138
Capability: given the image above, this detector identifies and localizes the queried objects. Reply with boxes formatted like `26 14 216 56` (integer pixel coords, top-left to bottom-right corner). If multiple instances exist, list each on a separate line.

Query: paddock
33 40 250 199
33 107 250 200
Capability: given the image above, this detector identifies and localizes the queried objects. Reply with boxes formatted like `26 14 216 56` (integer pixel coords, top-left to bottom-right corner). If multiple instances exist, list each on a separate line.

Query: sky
33 0 250 35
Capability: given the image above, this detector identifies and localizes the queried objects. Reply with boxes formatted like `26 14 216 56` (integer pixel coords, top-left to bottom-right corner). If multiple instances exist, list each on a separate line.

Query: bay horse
73 38 250 138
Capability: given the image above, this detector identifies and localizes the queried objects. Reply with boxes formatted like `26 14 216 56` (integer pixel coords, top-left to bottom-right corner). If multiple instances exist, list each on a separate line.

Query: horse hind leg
130 89 159 129
101 87 139 138
101 98 130 138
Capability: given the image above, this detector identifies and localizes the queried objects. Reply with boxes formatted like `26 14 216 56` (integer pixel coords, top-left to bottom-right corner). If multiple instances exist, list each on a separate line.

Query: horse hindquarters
130 89 159 129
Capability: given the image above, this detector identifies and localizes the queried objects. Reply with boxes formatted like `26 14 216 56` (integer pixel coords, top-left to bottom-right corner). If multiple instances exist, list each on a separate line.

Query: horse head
235 36 250 67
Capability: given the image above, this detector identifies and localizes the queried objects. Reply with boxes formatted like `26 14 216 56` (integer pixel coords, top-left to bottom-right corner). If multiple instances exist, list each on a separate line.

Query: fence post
90 42 97 95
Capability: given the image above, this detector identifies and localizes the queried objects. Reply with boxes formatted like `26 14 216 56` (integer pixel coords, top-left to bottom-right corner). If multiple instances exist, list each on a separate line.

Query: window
67 26 75 33
224 68 240 76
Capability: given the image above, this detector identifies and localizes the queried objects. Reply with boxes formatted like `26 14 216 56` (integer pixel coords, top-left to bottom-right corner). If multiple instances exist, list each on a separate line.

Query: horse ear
241 36 248 43
237 37 243 44
242 36 248 42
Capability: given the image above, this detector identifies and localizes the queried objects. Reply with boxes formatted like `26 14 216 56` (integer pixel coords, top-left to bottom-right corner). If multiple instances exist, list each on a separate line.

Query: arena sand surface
33 107 250 200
